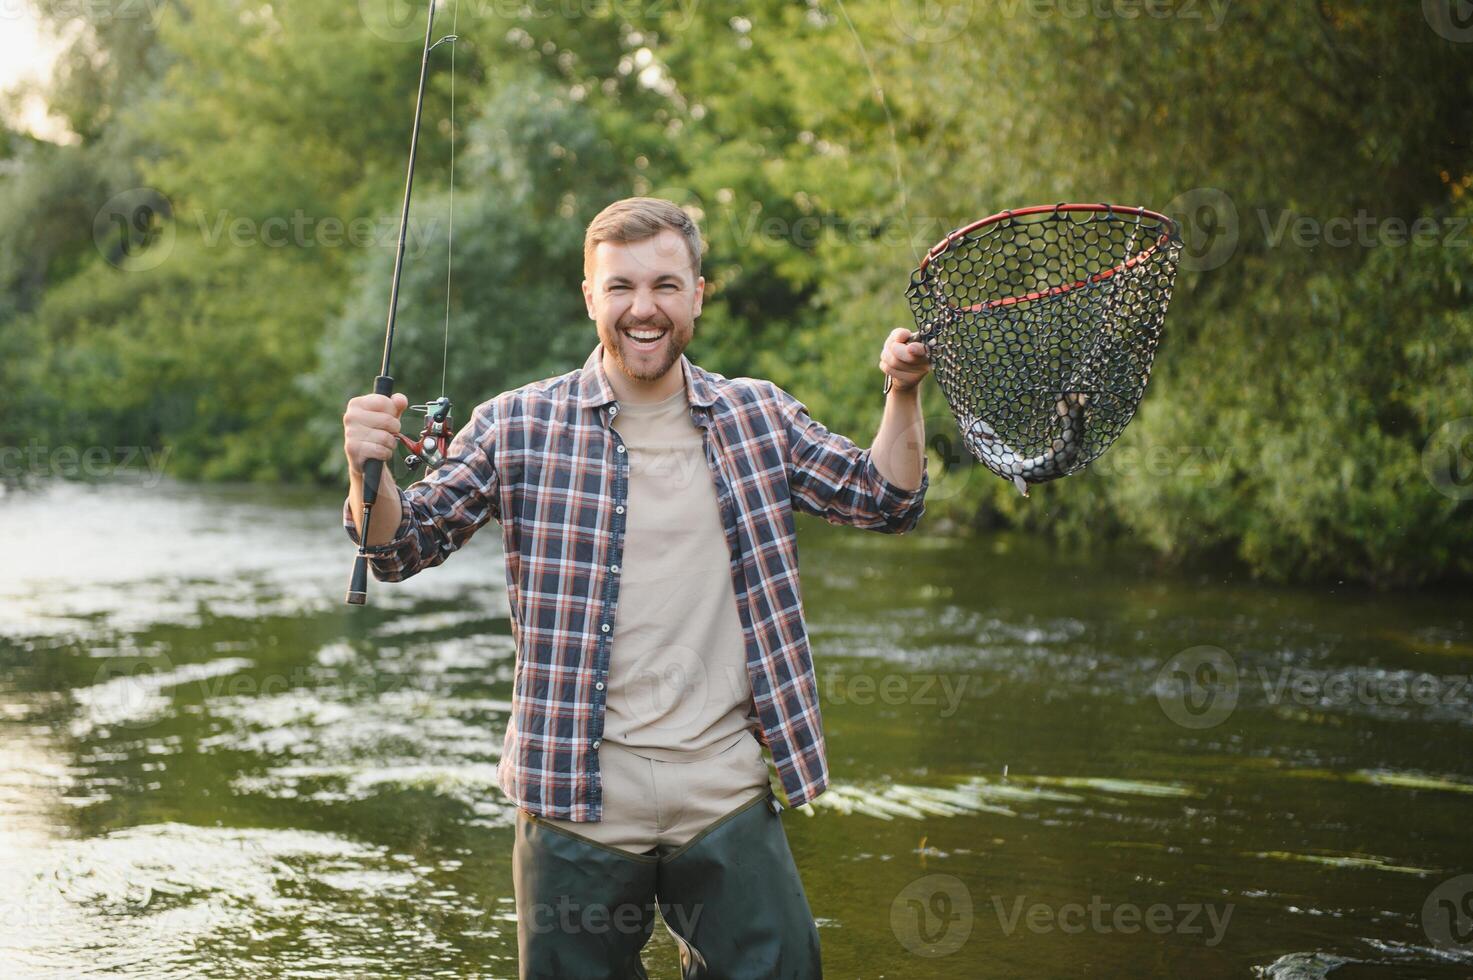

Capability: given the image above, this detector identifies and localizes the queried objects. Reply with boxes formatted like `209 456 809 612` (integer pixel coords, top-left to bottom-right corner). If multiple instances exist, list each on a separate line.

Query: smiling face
583 228 705 398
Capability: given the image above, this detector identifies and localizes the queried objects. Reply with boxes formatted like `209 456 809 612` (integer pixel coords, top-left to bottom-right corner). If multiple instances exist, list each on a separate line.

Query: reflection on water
1 479 1471 978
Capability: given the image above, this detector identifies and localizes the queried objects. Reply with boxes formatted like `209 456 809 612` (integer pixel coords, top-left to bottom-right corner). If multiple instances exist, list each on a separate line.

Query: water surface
2 480 1470 978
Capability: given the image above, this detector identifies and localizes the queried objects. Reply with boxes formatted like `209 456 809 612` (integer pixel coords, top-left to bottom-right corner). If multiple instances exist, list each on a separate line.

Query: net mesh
907 206 1182 495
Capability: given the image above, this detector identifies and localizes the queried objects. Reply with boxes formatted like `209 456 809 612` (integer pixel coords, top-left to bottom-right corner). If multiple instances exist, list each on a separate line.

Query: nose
630 287 657 321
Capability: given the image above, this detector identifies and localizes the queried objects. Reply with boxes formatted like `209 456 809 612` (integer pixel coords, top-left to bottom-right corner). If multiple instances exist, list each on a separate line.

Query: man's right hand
343 392 410 478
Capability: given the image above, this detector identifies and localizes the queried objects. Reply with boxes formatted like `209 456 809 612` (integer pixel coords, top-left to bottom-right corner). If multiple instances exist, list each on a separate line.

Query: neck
602 346 685 405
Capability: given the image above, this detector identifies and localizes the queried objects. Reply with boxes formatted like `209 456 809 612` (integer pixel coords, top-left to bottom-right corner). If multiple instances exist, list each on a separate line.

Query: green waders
513 790 823 979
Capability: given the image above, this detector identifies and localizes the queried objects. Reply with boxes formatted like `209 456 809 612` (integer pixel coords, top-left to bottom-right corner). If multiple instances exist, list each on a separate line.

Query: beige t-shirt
605 385 758 762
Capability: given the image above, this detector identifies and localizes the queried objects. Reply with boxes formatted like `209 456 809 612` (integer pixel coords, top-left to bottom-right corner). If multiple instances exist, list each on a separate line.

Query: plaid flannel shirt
344 342 928 820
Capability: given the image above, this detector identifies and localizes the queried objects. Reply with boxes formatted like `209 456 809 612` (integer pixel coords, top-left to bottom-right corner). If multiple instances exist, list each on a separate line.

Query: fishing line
830 0 922 268
439 0 459 399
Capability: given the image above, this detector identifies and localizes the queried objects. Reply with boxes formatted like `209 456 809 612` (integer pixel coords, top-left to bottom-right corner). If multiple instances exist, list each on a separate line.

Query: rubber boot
513 807 660 980
656 791 823 979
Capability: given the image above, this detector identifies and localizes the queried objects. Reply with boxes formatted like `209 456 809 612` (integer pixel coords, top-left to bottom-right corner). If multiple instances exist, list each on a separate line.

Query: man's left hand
879 327 931 393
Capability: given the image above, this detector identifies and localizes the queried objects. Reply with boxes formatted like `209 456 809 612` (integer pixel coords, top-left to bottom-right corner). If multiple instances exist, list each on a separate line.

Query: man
344 197 931 979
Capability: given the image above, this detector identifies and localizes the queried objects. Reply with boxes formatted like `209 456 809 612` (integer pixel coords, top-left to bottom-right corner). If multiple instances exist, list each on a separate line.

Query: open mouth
622 327 667 350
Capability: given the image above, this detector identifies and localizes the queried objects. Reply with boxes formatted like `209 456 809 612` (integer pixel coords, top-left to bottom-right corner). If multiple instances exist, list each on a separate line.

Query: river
1 479 1470 978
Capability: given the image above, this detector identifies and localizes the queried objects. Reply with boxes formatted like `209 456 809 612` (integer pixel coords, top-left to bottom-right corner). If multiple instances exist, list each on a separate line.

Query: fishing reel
395 396 455 472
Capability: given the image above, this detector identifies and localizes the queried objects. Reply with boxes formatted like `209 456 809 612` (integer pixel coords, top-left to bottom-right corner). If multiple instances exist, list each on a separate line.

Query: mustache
616 311 674 332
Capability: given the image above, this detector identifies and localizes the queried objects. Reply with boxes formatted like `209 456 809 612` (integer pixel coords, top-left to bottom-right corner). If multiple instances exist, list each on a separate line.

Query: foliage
2 0 1470 586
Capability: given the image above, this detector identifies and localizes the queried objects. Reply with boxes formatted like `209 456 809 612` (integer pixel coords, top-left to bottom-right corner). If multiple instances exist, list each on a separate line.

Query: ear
581 278 596 320
692 275 705 319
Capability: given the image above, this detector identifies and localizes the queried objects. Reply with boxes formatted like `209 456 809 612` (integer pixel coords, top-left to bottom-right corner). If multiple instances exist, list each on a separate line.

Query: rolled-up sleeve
343 397 501 581
772 383 928 534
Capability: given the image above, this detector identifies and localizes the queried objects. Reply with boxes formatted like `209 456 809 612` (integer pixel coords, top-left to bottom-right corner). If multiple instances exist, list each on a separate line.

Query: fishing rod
347 0 459 606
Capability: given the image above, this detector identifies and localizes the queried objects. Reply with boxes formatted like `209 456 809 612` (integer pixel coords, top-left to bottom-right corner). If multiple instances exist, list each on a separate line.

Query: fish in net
900 204 1183 495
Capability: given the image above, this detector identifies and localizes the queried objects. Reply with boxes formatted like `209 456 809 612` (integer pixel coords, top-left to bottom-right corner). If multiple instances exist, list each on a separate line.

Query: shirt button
592 739 601 749
610 564 620 574
601 623 610 633
615 444 626 454
615 505 625 515
595 681 605 691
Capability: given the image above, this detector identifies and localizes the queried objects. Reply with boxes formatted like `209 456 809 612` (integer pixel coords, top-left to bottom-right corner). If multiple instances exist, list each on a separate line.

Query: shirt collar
577 341 718 411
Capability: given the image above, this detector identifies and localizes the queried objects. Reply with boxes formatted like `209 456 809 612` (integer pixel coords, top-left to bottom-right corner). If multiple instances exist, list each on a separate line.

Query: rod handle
347 375 395 606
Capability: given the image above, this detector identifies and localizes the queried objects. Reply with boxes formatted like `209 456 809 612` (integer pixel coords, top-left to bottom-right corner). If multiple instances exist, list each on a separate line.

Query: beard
606 310 688 383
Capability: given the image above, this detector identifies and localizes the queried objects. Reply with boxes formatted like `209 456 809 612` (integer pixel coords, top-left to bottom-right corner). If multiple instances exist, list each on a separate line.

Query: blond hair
583 197 703 278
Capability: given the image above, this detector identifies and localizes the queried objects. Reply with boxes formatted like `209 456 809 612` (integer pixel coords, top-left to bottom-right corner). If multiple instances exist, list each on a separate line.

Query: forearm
347 464 404 547
870 384 925 491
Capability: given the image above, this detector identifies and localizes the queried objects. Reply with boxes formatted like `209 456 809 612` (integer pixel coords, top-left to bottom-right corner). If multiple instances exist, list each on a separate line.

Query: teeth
628 330 663 341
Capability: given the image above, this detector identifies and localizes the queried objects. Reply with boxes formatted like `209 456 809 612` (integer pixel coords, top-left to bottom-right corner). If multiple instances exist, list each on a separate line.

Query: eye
657 283 679 291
